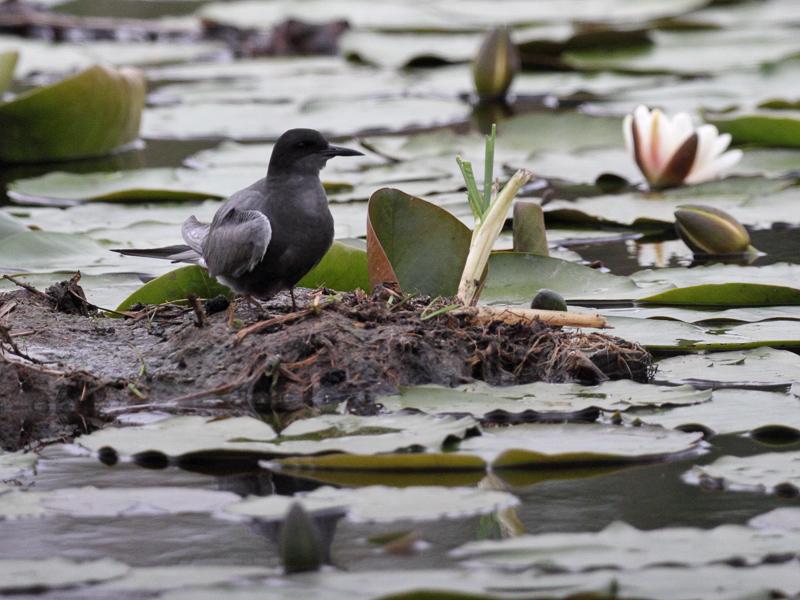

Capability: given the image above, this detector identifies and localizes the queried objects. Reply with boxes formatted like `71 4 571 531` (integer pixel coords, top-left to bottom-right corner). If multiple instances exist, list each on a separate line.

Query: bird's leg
226 300 236 327
290 287 297 312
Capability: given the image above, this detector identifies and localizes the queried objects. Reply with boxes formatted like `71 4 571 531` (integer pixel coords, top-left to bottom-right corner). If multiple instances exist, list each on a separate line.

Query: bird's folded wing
181 215 210 254
204 208 272 278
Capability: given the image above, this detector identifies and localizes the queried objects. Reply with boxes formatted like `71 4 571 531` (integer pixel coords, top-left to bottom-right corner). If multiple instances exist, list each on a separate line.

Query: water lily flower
623 105 742 189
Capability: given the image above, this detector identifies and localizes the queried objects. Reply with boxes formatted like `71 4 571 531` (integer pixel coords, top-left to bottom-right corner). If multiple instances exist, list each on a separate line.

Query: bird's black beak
323 144 364 158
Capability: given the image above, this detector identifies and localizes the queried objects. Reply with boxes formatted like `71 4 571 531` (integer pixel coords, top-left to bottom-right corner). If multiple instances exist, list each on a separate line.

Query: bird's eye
296 141 308 148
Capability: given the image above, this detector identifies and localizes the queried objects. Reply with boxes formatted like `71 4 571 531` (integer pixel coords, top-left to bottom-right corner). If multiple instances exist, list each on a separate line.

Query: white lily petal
647 109 669 179
631 106 658 183
685 149 742 184
685 125 719 184
670 112 695 152
711 148 743 174
623 114 634 154
710 132 732 158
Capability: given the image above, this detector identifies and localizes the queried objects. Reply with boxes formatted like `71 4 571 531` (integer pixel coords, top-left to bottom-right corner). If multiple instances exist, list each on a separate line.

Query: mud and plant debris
0 279 652 451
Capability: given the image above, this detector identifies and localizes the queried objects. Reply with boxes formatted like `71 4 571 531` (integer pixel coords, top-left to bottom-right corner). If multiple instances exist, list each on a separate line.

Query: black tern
114 128 363 309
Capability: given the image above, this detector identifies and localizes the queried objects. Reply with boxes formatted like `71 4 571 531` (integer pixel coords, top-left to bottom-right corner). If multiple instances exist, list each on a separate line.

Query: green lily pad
481 253 659 306
225 485 518 523
0 50 17 95
452 520 799 570
654 347 800 387
367 188 472 297
0 486 240 519
630 389 800 437
297 241 369 292
635 263 800 306
458 423 704 468
0 65 145 163
115 265 231 312
380 380 710 417
0 558 129 594
710 110 800 148
685 452 800 495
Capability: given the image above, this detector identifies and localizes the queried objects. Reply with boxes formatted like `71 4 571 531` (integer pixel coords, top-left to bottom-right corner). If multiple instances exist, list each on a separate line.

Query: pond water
2 0 800 598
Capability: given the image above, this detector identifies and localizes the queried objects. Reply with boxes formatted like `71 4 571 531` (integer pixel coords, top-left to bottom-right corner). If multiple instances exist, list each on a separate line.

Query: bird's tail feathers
112 244 204 265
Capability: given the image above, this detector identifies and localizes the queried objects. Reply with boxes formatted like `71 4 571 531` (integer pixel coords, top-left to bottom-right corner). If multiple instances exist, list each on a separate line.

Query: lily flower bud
473 26 520 102
674 204 752 256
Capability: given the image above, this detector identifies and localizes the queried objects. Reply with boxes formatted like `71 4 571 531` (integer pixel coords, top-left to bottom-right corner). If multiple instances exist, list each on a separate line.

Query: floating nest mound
0 280 652 450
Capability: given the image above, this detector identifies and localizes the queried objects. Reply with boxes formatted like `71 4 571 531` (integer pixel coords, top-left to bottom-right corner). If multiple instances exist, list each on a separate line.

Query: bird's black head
268 128 363 177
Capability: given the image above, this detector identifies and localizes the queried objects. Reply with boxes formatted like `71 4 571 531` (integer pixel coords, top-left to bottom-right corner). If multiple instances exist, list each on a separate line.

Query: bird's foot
289 287 297 312
242 294 268 320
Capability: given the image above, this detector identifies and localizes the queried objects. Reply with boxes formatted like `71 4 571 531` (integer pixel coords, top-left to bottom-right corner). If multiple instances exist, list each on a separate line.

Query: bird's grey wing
204 208 272 279
181 215 209 255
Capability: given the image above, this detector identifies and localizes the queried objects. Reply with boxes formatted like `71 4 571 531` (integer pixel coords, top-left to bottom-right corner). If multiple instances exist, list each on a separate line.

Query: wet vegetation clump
0 280 651 450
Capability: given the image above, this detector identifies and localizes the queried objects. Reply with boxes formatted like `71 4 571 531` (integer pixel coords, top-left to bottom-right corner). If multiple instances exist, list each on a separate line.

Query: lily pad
654 347 800 387
452 520 799 570
458 423 704 468
77 413 478 462
367 188 472 297
631 389 800 437
710 110 800 148
0 486 240 519
141 96 469 141
0 558 129 594
565 29 800 76
481 253 660 306
76 415 278 458
297 241 369 292
604 316 800 352
0 65 145 163
685 452 800 495
750 508 800 532
380 380 710 417
225 485 518 523
115 265 231 312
